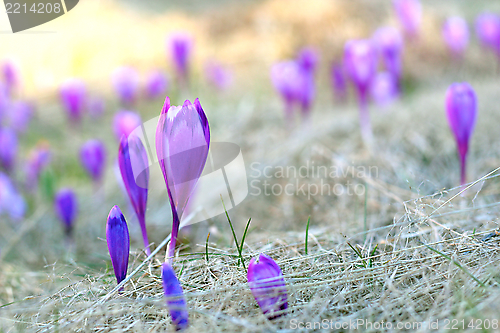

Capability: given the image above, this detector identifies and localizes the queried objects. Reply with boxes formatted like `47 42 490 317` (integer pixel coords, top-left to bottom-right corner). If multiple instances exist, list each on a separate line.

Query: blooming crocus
370 72 399 106
344 40 377 143
80 139 106 185
88 97 105 119
162 263 189 330
442 17 469 58
118 134 150 255
60 78 87 124
113 110 142 141
54 188 77 236
156 97 210 263
25 143 51 191
372 27 404 89
475 13 500 56
168 33 193 87
445 83 477 186
271 61 303 123
7 101 33 134
112 67 139 106
0 128 17 172
296 47 318 117
2 60 19 95
393 0 422 39
204 60 233 91
330 63 347 102
106 205 130 286
247 253 288 319
0 172 26 220
145 71 168 99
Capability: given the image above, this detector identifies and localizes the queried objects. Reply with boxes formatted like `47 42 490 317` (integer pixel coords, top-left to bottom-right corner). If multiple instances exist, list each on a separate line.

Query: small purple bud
168 33 193 86
204 60 233 91
60 79 87 124
145 71 168 99
88 97 105 119
330 63 347 102
79 139 106 184
445 82 477 186
118 134 150 255
7 101 34 134
54 188 77 235
475 13 500 55
112 67 140 105
0 172 26 220
393 0 422 39
162 263 189 330
442 17 469 58
296 47 319 73
370 72 399 106
296 47 318 116
247 253 288 319
0 127 18 172
113 110 142 141
106 205 130 286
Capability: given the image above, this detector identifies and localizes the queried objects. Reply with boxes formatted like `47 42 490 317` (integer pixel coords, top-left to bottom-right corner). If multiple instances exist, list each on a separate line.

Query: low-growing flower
393 0 422 39
442 17 469 58
296 47 318 117
80 139 106 184
106 205 130 286
168 33 193 87
60 78 87 124
271 61 303 122
162 263 189 330
475 13 500 56
247 253 288 319
54 188 78 236
373 26 403 89
112 67 139 105
145 70 168 99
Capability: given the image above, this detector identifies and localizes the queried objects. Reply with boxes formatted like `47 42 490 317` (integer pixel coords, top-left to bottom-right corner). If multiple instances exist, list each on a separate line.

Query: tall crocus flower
54 188 77 236
118 134 150 255
113 110 142 141
162 263 189 330
442 17 469 59
296 47 318 117
247 254 288 319
330 63 347 102
106 205 130 286
393 0 422 39
475 13 500 56
156 97 210 263
0 128 17 172
344 40 377 143
80 140 106 185
60 78 86 124
373 27 404 89
204 60 233 91
145 71 168 99
445 83 477 186
168 33 193 87
271 61 302 123
112 67 139 106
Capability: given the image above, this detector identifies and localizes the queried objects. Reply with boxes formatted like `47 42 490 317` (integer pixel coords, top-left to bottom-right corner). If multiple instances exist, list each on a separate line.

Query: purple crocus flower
54 188 77 236
370 72 399 106
106 205 130 286
393 0 422 39
79 140 106 184
204 60 233 91
60 79 87 124
25 143 51 191
162 263 189 330
0 172 26 220
373 27 404 89
7 101 33 134
168 33 193 87
2 60 19 95
88 97 105 119
118 134 150 255
113 110 142 141
145 71 168 99
112 67 140 106
247 253 288 319
475 13 500 56
156 97 210 263
296 47 318 117
442 17 469 58
344 39 377 142
445 83 477 186
0 128 17 172
271 61 303 123
330 63 347 102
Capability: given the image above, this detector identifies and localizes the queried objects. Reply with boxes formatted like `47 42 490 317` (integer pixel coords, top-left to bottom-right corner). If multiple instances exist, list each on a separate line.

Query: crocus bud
271 61 302 123
162 263 189 330
475 13 500 55
168 33 193 87
247 253 288 319
372 27 403 88
54 188 77 236
118 134 150 254
60 78 87 124
296 47 318 117
393 0 422 39
330 63 347 102
0 128 17 172
445 82 477 186
79 139 106 184
113 110 142 141
0 172 26 220
112 67 139 106
442 17 469 58
145 71 168 99
156 97 210 263
370 72 399 106
106 205 130 286
204 60 233 91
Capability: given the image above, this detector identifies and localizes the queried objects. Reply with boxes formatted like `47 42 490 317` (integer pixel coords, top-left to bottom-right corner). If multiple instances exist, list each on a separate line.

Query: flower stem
460 151 467 187
138 215 151 256
166 195 180 265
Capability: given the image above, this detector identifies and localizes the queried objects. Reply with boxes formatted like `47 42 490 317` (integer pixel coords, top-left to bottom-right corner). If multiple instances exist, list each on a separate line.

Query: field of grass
1 0 500 332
